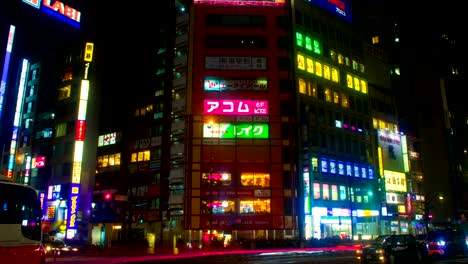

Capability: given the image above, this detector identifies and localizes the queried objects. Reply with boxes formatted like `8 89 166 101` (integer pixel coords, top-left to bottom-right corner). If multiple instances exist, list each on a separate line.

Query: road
47 249 468 264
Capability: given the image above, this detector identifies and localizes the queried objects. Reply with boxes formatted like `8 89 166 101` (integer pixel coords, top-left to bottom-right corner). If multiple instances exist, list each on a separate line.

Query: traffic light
104 193 112 200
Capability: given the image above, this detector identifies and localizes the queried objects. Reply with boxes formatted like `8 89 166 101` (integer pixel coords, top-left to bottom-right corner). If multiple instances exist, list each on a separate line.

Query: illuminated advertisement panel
0 25 15 122
307 0 352 23
66 184 80 239
377 130 404 172
204 78 268 91
33 156 46 168
204 99 268 115
23 0 81 26
203 123 268 139
383 170 407 192
75 120 86 141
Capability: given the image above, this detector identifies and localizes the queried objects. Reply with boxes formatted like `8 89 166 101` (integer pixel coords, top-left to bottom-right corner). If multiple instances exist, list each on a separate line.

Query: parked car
421 229 467 258
355 234 428 264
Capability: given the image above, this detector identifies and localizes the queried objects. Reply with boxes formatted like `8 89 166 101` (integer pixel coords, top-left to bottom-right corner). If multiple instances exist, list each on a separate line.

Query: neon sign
203 123 269 139
204 78 268 91
308 0 352 23
22 0 81 26
194 0 285 5
204 100 268 115
66 184 80 239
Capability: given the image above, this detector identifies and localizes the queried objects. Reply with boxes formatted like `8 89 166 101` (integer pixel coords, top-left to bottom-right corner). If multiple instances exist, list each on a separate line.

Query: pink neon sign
204 99 268 115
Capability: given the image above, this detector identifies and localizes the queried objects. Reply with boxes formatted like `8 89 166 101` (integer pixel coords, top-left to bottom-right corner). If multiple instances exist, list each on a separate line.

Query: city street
46 248 468 264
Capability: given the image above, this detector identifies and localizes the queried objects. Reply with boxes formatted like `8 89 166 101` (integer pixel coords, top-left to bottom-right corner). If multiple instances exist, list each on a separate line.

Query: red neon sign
204 100 268 115
75 120 86 141
42 0 81 23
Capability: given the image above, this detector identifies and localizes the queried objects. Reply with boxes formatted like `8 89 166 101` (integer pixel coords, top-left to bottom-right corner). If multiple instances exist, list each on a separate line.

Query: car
43 239 79 256
355 234 428 264
421 229 467 258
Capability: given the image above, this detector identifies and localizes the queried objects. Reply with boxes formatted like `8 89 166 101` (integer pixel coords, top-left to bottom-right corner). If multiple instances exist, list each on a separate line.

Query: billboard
307 0 352 23
203 123 269 139
377 130 404 172
204 99 268 115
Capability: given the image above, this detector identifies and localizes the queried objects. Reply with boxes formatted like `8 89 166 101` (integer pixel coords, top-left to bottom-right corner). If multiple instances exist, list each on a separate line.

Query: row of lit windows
201 199 271 215
130 150 150 162
346 73 368 94
97 153 121 168
296 32 322 55
297 54 339 83
202 172 270 188
311 183 371 203
295 32 365 75
312 157 374 179
330 50 365 73
129 149 162 163
298 78 349 108
372 118 399 133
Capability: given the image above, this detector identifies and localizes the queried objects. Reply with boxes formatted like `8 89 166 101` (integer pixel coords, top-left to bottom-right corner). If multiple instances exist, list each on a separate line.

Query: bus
0 177 46 264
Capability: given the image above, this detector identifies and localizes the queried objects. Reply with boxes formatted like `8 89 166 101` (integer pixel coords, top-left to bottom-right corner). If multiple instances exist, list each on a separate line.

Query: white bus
0 177 46 264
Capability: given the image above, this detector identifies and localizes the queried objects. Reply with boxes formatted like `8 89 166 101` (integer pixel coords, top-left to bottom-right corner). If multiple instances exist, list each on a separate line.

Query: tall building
0 0 97 241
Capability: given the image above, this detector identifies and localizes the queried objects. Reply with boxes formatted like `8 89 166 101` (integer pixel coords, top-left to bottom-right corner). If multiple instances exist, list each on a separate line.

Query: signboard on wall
384 170 407 193
203 123 269 139
204 78 268 91
377 130 404 172
204 100 268 115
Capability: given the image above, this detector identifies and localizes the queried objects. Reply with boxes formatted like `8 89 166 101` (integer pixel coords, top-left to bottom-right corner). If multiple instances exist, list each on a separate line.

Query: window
339 186 347 200
331 185 338 200
240 199 270 214
203 172 232 187
212 200 236 214
322 184 330 200
313 183 320 199
130 150 150 162
55 123 67 137
240 172 270 187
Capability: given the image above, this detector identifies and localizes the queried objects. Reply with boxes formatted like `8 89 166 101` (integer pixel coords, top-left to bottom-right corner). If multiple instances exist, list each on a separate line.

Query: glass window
313 183 320 199
322 184 330 200
212 200 236 214
339 186 347 200
299 78 307 94
331 185 338 200
240 199 270 214
203 172 232 187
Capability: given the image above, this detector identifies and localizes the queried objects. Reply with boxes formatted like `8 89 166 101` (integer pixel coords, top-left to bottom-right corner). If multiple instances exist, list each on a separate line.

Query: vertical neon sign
0 25 16 124
66 43 93 239
7 59 28 179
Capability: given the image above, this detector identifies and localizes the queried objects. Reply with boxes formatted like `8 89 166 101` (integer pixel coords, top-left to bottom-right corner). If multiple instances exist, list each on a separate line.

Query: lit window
338 54 344 64
331 185 338 201
325 88 332 102
297 54 305 70
372 36 379 44
306 58 314 74
240 199 270 214
339 186 347 200
322 184 330 200
315 61 322 77
212 200 236 214
323 65 331 80
341 93 348 108
333 91 339 104
313 183 320 199
299 78 307 94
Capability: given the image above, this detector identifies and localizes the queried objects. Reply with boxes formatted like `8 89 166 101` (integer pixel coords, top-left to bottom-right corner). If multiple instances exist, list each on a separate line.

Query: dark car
355 234 428 264
421 229 467 258
43 239 79 256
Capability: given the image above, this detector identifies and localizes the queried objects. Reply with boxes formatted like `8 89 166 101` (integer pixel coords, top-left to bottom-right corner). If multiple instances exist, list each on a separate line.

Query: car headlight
46 246 51 252
356 249 362 254
437 240 446 246
375 249 384 254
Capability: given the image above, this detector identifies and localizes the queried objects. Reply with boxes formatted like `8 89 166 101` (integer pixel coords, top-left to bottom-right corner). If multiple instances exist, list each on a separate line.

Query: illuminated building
0 1 96 241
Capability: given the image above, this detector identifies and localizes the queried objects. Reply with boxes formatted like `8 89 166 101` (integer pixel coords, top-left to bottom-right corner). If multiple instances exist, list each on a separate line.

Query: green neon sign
203 123 269 139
